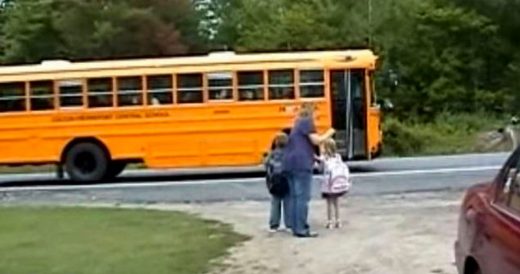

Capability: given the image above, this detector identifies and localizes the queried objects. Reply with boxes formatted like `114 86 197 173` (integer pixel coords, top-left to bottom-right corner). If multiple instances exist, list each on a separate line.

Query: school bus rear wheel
64 142 109 182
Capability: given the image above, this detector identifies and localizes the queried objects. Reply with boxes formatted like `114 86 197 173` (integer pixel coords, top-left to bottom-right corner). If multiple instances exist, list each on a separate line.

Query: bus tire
104 161 127 179
64 142 109 182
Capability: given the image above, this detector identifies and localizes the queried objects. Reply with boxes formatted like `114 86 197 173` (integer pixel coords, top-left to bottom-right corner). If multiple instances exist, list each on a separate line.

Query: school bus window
351 70 365 101
177 73 203 104
0 82 26 113
59 80 83 108
147 75 173 106
300 70 325 98
117 76 143 107
87 78 113 108
208 71 233 101
268 70 295 100
30 81 54 111
238 71 264 101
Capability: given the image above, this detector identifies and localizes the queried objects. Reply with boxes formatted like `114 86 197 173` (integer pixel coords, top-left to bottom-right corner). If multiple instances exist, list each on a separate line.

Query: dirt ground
135 190 464 274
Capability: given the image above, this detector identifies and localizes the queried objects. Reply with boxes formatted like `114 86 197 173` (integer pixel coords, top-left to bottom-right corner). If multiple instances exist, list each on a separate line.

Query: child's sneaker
335 219 342 228
325 220 333 229
269 226 279 233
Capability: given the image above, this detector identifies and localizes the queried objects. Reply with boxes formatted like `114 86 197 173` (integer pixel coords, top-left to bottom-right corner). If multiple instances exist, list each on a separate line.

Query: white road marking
352 165 501 177
0 165 501 193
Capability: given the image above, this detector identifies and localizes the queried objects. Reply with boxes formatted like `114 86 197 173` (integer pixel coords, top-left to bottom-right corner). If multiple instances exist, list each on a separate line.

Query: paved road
0 152 509 184
348 152 508 171
0 152 508 204
0 168 498 203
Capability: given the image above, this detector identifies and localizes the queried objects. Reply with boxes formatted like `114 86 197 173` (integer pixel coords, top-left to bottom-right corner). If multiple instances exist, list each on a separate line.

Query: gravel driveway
149 190 463 274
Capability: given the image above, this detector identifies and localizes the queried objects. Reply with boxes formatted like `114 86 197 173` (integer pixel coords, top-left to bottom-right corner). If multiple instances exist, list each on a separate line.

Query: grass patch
0 206 247 274
0 165 55 174
383 112 510 156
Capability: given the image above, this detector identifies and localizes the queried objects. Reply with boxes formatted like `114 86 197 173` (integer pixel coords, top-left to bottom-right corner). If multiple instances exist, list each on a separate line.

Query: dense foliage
0 0 204 63
200 0 520 120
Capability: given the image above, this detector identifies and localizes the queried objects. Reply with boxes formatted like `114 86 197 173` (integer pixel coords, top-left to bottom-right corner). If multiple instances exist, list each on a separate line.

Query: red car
455 150 520 274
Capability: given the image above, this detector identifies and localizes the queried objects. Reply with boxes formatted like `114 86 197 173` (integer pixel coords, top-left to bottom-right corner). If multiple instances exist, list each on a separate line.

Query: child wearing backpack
264 132 291 232
317 138 352 229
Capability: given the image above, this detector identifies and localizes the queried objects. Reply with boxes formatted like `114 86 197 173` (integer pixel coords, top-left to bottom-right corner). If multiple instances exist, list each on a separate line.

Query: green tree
0 0 204 64
451 0 520 115
386 2 506 119
1 0 63 63
53 0 192 60
453 0 520 48
211 0 371 52
0 0 13 58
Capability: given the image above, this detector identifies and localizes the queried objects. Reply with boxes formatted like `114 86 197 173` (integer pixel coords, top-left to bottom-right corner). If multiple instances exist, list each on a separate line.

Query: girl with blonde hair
317 138 352 229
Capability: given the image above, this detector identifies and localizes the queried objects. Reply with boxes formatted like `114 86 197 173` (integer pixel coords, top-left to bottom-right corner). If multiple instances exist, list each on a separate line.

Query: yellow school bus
0 49 382 182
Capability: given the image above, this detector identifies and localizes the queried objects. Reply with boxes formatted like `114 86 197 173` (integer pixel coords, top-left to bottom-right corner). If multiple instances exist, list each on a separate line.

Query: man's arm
309 128 335 145
299 118 335 145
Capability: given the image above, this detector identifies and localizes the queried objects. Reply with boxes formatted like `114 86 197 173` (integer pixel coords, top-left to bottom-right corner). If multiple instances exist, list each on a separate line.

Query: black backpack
265 149 289 197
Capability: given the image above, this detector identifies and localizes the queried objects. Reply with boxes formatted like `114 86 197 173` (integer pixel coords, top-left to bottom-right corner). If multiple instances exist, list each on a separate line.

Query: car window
497 149 520 213
496 152 517 202
498 168 518 204
510 181 520 212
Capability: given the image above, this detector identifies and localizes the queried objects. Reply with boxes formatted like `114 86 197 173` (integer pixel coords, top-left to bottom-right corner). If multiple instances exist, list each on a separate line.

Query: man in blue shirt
283 103 335 238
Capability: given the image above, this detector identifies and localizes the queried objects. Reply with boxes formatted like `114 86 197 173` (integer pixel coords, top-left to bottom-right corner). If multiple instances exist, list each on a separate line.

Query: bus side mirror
378 98 394 111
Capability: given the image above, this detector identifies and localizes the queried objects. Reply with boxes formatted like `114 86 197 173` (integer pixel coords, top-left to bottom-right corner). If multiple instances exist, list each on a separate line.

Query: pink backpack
320 154 352 194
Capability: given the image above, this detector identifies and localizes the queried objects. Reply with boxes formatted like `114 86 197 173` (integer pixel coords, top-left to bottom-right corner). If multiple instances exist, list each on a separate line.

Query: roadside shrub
382 117 429 156
382 112 505 157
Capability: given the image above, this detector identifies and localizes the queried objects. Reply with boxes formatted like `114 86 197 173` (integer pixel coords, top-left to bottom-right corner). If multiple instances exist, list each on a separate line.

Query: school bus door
329 69 368 160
